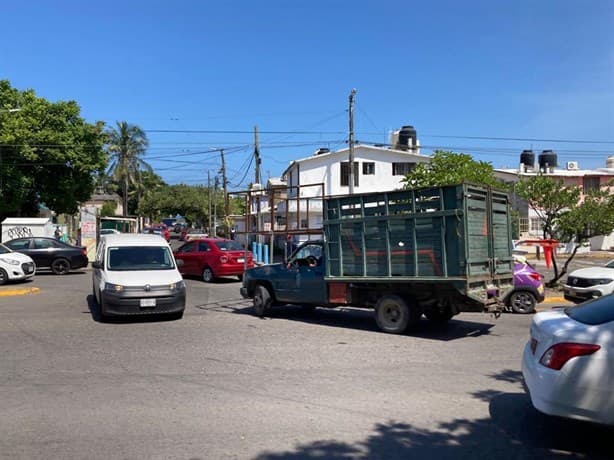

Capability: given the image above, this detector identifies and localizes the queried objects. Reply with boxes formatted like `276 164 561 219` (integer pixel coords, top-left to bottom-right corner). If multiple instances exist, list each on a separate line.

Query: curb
0 287 41 297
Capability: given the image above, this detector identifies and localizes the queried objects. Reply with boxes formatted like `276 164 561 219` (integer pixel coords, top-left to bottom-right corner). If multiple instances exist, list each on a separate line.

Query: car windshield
107 246 175 271
0 243 12 255
565 295 614 325
214 240 244 251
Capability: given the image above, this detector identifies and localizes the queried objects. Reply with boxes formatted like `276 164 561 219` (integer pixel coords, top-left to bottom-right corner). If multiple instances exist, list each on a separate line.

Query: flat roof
100 233 170 246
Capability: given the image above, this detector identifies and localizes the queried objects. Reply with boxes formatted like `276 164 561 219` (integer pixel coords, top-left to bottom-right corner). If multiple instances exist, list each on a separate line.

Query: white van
92 234 186 320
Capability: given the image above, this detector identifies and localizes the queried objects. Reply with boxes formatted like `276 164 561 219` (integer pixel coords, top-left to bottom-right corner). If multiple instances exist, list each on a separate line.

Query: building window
392 162 416 176
583 176 600 193
340 162 359 187
362 162 375 175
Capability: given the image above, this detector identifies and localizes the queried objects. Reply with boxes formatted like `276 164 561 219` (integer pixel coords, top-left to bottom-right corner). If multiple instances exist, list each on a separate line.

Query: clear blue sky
2 0 613 189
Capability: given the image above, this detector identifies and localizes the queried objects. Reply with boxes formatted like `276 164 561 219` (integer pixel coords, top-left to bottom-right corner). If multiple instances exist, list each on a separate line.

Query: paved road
0 270 611 460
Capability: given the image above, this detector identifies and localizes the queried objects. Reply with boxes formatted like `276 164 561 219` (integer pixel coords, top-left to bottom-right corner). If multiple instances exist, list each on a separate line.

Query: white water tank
607 156 614 169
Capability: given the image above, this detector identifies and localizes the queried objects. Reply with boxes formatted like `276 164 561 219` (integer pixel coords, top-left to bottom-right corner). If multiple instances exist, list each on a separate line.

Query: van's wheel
253 285 273 317
375 295 416 334
0 268 8 285
98 290 108 322
237 274 243 282
51 258 70 275
508 291 537 314
424 307 454 324
202 267 215 283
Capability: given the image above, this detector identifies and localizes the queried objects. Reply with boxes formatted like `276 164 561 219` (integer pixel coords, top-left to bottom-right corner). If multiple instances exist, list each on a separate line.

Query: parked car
174 238 254 282
522 294 614 426
563 260 614 303
92 233 185 320
181 228 208 242
144 224 170 242
100 228 121 235
0 243 36 285
4 237 88 275
504 257 545 314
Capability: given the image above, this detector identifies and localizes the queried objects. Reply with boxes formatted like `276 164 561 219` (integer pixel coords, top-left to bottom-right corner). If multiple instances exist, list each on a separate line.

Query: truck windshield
107 246 175 271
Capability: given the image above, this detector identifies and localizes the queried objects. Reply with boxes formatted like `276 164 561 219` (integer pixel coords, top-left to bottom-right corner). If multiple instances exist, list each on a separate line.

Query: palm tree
105 121 151 216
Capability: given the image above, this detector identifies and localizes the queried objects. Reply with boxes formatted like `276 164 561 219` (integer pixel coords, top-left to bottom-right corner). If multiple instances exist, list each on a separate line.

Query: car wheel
51 258 70 275
98 289 108 321
202 267 215 283
375 295 414 334
0 268 8 285
508 290 537 314
253 284 273 317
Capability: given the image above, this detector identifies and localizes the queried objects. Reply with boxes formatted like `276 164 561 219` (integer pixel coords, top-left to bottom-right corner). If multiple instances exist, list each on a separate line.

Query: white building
495 151 614 252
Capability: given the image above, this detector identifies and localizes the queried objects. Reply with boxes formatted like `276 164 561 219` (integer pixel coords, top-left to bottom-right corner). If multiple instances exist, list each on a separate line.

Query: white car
522 295 614 426
563 260 614 303
0 243 36 285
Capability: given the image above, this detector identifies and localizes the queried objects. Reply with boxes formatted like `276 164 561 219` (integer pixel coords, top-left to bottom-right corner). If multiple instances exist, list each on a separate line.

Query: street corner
0 286 41 297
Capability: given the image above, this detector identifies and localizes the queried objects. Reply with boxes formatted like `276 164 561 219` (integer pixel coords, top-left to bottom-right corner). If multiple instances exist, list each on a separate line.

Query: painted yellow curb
0 287 41 297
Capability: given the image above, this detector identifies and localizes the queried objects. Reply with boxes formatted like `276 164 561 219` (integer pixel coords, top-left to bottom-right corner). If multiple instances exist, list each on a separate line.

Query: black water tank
539 150 557 171
520 150 535 169
398 125 417 150
315 148 330 155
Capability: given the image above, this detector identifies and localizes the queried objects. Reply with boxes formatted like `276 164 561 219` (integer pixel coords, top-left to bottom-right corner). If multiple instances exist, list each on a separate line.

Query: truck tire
253 285 273 317
375 295 414 334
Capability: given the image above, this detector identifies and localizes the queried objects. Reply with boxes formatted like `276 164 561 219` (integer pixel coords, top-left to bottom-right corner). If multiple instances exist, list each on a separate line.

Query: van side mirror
91 261 103 269
175 259 184 267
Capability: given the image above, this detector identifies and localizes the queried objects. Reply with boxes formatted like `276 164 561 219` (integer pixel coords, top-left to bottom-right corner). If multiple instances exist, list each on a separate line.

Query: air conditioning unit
566 161 579 170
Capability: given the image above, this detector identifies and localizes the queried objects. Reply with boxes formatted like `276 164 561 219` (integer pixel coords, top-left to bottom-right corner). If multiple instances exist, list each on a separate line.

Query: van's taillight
219 255 229 264
539 343 601 370
81 248 87 257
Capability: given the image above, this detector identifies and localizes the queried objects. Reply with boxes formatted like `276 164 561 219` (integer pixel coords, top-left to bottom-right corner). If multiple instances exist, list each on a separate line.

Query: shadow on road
249 369 612 460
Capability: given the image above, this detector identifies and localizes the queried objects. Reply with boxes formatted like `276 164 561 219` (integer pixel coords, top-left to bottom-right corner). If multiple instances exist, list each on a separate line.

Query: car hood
104 270 183 286
568 267 614 279
0 252 34 264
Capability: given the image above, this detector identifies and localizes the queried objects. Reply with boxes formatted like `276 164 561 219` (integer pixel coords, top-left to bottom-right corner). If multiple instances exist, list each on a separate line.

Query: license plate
140 298 156 307
237 258 245 263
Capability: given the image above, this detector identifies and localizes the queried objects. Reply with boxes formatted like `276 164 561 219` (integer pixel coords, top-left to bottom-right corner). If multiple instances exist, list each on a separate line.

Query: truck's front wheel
253 285 273 317
375 295 414 334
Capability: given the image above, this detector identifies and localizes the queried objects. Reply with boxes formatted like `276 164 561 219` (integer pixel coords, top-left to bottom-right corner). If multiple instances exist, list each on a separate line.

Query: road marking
0 287 41 297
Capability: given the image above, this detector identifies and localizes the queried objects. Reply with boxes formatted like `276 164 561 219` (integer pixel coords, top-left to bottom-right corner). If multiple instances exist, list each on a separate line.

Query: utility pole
254 126 261 185
213 175 219 236
348 88 357 195
207 170 212 234
220 149 230 237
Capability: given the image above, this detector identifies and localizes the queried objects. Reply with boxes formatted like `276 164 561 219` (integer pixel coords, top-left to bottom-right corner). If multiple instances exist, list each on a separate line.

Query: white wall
287 146 430 197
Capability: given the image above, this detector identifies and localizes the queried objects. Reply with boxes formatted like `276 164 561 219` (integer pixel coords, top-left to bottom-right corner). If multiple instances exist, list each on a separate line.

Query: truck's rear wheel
253 285 273 317
375 295 415 334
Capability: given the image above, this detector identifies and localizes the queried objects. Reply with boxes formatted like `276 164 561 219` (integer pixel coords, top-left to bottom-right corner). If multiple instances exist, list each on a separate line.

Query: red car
145 224 170 242
173 238 254 282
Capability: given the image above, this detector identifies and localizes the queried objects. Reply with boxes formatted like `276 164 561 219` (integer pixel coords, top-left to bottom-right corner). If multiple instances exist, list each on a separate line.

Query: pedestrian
54 226 62 239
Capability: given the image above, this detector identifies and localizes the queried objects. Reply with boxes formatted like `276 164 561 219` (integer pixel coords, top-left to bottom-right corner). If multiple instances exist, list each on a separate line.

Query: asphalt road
0 269 611 460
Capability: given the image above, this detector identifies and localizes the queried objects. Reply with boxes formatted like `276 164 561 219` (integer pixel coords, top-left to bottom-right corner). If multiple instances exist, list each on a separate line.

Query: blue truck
240 183 514 334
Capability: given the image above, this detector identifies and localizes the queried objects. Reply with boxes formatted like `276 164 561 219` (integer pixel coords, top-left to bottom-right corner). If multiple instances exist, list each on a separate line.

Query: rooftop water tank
607 156 614 169
538 150 557 172
314 148 330 155
520 150 535 171
397 125 417 151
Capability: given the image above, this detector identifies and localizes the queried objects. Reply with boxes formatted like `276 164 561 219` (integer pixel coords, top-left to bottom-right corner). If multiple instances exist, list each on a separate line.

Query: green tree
401 150 501 189
100 201 118 217
105 121 151 216
0 80 107 220
514 175 614 286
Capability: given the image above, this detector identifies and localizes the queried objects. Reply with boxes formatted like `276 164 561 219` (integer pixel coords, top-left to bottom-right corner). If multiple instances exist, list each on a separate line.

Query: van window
107 246 175 271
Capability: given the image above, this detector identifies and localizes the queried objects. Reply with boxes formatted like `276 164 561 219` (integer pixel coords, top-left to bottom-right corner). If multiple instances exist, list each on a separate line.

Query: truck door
275 243 327 305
